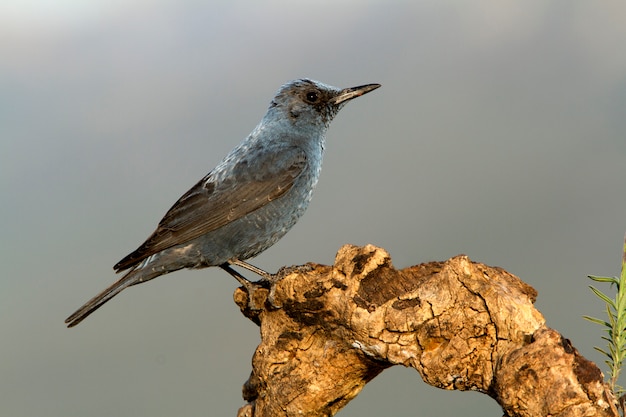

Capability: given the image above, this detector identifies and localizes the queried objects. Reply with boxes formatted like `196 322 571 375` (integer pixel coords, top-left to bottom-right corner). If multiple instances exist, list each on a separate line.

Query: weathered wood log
233 244 616 417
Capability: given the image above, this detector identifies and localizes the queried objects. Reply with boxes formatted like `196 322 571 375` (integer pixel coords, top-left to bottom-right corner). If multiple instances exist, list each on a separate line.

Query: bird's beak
332 83 381 105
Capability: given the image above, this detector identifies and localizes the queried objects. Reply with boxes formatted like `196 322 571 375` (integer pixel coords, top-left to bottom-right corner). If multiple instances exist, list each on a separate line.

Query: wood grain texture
233 245 616 417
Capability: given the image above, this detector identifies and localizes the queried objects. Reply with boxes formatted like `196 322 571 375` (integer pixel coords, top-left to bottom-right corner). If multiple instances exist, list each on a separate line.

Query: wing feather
114 149 307 271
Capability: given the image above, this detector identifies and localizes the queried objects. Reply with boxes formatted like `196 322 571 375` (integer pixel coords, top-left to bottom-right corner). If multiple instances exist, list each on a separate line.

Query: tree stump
233 244 615 417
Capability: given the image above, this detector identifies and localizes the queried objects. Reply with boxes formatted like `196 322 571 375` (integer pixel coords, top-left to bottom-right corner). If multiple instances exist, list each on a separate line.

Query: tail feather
65 268 157 328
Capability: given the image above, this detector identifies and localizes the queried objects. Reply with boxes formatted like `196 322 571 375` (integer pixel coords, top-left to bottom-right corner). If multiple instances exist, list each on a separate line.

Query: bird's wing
114 148 307 272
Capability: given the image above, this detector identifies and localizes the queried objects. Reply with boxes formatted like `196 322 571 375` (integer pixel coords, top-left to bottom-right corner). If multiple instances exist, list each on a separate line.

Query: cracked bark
233 244 616 417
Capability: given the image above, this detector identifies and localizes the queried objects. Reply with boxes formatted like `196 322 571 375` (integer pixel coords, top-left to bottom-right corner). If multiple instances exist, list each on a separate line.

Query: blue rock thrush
65 79 380 327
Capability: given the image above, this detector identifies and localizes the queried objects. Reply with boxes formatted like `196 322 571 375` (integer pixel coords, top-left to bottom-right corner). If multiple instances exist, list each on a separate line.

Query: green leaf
594 346 612 359
584 315 611 327
589 285 617 310
589 275 619 284
621 232 626 273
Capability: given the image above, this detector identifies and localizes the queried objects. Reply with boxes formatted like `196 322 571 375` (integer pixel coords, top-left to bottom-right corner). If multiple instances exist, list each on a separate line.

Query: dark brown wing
114 149 307 271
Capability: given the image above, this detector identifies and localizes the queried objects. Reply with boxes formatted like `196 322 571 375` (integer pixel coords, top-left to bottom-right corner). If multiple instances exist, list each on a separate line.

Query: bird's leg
228 259 273 281
220 263 272 311
229 259 314 283
219 263 269 289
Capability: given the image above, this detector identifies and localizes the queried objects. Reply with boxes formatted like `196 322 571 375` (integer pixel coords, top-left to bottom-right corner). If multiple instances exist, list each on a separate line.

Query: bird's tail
65 267 160 328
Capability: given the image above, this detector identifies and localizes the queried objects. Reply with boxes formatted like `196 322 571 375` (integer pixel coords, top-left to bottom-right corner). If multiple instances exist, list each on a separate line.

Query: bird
65 78 380 327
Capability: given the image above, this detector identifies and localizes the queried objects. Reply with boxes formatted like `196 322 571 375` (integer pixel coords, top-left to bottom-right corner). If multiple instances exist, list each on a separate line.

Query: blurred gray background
2 1 625 415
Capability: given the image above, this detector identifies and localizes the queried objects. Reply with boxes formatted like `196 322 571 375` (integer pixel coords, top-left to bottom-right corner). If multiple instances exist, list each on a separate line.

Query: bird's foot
253 264 313 310
222 262 314 310
220 264 271 310
269 263 314 282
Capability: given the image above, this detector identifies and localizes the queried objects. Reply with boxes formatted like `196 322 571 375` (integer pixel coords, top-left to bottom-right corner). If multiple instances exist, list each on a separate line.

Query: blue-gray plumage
65 79 380 327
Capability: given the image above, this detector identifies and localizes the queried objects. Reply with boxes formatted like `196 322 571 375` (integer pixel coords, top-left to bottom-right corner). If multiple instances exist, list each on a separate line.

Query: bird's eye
305 91 319 103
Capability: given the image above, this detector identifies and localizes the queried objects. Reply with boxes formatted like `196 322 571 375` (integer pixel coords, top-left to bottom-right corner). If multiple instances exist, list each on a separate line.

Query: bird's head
268 79 380 130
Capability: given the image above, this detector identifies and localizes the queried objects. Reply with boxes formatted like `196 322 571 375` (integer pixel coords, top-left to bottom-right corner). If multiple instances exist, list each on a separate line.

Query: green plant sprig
583 233 626 398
